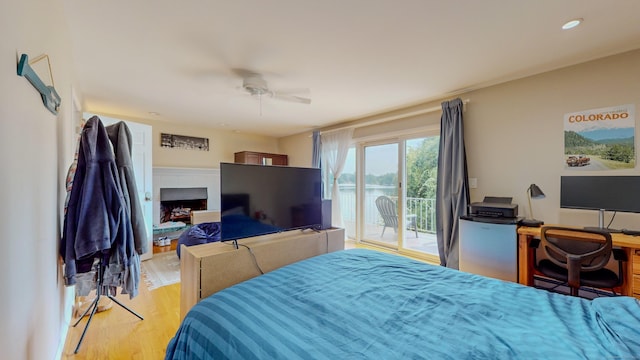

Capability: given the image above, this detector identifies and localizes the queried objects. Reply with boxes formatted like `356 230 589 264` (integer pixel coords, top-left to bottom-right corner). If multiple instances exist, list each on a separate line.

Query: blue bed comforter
166 249 640 359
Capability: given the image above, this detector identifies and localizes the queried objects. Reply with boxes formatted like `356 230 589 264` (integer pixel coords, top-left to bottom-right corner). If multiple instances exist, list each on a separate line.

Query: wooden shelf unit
234 151 288 166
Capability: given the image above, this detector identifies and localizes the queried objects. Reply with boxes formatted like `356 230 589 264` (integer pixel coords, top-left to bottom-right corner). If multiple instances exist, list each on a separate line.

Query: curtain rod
320 98 470 134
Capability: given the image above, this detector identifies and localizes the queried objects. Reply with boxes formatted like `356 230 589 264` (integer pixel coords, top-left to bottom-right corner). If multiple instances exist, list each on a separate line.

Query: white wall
1 0 75 359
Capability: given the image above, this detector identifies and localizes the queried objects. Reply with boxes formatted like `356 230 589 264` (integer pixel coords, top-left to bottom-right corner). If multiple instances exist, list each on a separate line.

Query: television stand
180 227 345 319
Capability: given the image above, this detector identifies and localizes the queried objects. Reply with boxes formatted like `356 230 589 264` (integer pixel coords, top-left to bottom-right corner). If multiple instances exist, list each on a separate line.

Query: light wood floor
61 243 182 359
60 240 411 359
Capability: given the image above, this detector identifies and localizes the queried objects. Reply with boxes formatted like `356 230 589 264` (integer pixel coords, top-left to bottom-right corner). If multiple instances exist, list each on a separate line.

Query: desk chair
375 196 418 238
532 226 625 297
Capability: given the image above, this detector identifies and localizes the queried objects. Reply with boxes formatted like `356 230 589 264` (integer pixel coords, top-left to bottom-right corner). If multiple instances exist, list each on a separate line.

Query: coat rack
72 257 144 353
17 53 61 115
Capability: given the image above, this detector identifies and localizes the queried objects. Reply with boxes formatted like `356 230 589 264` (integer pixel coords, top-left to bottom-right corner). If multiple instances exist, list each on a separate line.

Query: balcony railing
338 191 437 234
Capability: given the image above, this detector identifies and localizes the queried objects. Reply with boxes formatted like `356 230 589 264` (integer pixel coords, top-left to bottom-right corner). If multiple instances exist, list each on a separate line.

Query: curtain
311 130 321 168
321 128 353 228
436 98 469 269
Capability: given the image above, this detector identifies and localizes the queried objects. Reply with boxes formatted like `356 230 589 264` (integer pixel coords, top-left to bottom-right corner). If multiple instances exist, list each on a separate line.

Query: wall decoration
564 104 635 170
17 53 61 115
161 133 209 151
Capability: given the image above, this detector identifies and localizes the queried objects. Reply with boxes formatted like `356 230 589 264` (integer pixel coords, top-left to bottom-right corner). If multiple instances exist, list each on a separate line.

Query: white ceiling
62 0 640 137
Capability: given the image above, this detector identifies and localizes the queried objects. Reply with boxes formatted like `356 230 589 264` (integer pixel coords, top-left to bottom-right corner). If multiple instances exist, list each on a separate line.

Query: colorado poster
563 104 635 170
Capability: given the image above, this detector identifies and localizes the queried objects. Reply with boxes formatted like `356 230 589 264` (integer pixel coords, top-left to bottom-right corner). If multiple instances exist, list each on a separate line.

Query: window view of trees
405 136 439 233
406 136 439 200
337 136 440 198
324 137 441 243
332 137 440 235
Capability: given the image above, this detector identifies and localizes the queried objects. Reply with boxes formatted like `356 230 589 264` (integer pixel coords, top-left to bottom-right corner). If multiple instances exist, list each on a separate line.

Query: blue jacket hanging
61 116 135 292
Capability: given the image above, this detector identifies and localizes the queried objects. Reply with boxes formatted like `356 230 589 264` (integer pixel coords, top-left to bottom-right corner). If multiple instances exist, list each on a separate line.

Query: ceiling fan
236 70 312 106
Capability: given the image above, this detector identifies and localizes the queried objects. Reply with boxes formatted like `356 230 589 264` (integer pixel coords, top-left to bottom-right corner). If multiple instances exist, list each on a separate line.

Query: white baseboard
55 286 75 359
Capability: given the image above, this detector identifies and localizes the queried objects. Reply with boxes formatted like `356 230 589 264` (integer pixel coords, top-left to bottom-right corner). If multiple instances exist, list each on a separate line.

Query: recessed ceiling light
562 18 583 30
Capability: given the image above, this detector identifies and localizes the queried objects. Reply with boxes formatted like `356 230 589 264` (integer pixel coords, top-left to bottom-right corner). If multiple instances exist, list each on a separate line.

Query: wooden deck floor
345 220 439 256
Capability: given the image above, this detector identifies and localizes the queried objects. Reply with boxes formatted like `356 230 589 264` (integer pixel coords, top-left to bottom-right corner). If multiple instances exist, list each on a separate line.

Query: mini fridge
458 216 519 282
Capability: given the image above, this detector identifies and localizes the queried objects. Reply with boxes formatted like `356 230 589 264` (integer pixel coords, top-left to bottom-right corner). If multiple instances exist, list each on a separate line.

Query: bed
166 249 640 359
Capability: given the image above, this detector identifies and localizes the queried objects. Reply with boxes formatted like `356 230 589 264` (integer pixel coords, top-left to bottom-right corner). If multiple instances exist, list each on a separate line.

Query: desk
517 225 640 299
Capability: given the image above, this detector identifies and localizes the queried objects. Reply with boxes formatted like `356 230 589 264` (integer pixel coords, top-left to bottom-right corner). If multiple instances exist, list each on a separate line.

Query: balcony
338 189 439 256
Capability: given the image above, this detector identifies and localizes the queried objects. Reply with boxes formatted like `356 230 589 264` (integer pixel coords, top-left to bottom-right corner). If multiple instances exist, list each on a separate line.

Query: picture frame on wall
161 133 209 151
563 104 635 170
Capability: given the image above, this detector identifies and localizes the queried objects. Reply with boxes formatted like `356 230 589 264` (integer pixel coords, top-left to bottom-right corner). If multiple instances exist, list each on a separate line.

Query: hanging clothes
105 121 148 255
60 116 140 298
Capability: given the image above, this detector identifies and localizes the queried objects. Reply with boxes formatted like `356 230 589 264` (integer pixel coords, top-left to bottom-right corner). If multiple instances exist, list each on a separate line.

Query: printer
468 196 518 218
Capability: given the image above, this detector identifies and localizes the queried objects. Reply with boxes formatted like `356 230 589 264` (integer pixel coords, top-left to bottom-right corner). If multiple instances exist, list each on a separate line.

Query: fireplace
153 167 220 227
159 187 208 224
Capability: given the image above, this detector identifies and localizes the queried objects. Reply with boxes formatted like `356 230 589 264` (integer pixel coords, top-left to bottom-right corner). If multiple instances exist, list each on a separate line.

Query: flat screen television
560 175 640 230
220 162 322 243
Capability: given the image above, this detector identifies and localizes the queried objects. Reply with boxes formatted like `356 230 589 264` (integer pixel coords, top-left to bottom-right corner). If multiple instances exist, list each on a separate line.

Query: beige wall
1 0 76 358
85 112 280 168
281 49 640 230
464 49 640 229
279 132 314 167
1 4 637 356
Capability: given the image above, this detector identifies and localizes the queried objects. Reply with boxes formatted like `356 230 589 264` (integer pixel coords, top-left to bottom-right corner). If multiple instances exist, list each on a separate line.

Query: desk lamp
521 184 545 227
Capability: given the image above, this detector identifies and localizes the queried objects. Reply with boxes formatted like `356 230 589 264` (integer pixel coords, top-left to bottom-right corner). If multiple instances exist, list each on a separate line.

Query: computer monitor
560 175 640 231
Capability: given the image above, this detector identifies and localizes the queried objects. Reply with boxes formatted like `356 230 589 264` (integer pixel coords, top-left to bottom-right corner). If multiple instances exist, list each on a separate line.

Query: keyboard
621 229 640 236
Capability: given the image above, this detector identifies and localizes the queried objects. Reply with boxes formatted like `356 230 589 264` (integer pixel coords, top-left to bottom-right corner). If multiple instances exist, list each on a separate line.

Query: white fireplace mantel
153 167 220 225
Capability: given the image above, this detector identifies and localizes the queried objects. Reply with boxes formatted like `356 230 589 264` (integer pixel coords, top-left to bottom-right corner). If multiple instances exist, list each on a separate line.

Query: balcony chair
531 226 626 297
375 195 418 238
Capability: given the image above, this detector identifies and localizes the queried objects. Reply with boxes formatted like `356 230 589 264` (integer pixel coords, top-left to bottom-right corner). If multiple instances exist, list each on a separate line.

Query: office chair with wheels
532 226 625 297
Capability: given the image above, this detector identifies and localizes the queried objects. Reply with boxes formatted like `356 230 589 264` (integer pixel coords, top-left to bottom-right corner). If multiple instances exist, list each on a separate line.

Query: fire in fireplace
159 187 208 224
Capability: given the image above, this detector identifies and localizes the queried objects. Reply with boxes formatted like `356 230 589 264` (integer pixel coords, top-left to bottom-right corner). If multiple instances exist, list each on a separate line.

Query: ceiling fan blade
231 68 260 79
272 93 312 104
273 88 311 95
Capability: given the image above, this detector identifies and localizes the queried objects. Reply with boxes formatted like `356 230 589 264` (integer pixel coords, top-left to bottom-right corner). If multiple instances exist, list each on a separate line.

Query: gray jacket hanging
105 121 149 255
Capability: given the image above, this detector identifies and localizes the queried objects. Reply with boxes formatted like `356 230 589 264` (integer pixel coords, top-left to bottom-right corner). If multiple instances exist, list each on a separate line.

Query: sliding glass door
358 134 440 260
362 142 399 247
403 136 439 258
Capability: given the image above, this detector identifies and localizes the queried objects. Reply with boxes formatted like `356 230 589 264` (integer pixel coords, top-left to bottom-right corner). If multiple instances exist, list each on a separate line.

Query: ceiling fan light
562 18 583 30
239 71 312 106
243 75 269 96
